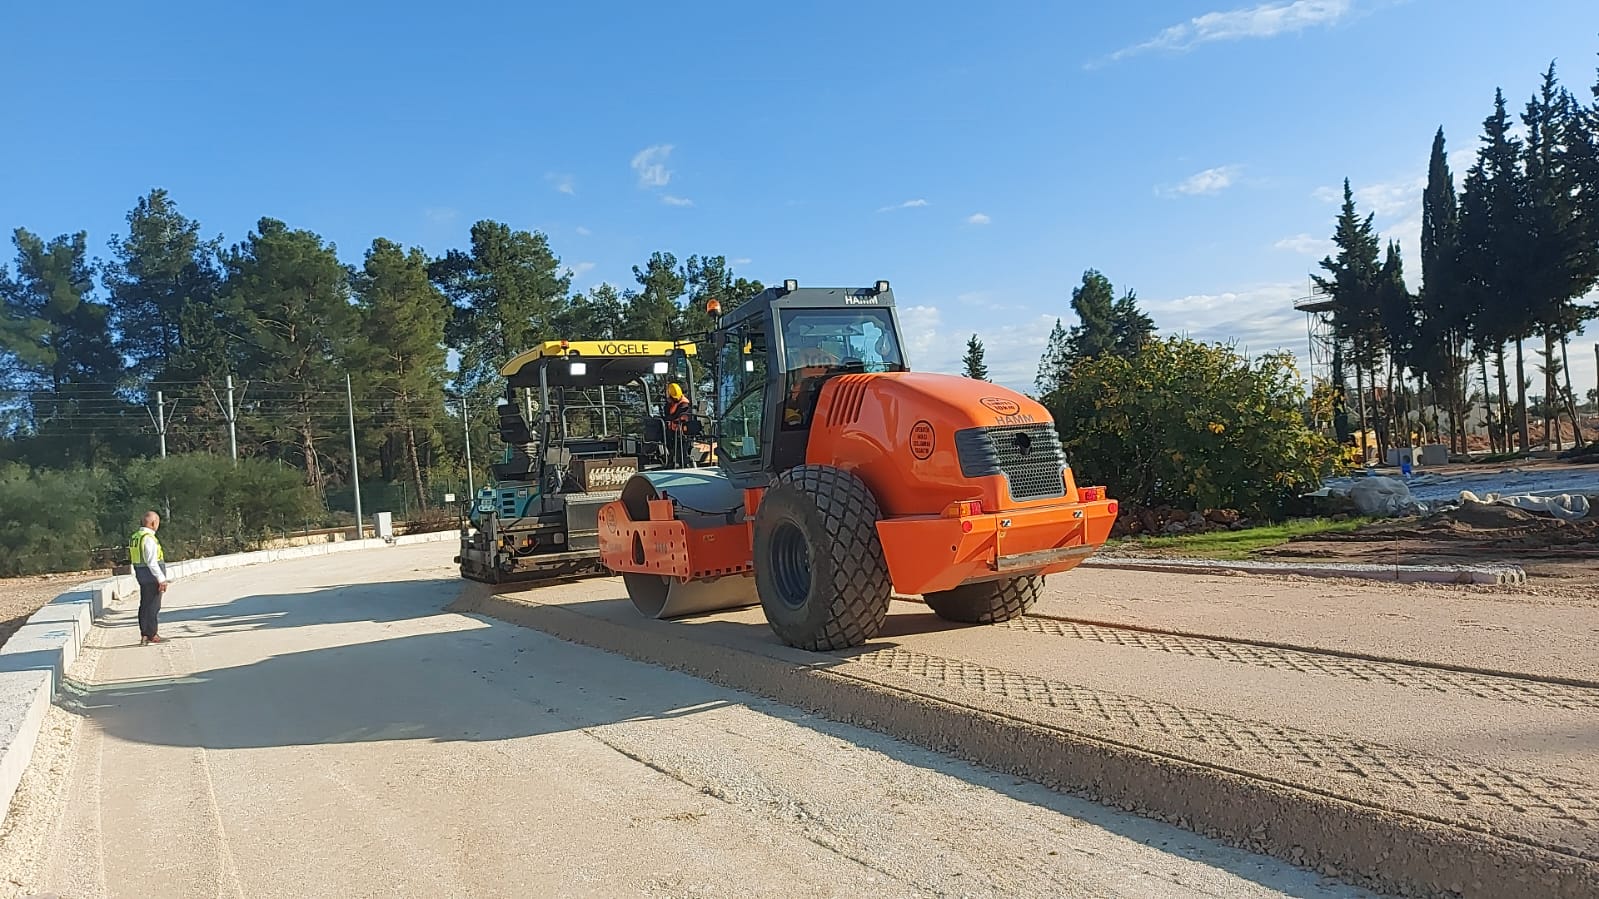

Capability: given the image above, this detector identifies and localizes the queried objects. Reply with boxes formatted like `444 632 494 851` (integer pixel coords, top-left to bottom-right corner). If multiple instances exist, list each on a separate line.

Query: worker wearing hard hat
663 382 692 466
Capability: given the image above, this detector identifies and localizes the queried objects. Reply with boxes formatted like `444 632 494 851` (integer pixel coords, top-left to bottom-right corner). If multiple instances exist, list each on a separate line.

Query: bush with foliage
0 454 320 576
1044 338 1339 518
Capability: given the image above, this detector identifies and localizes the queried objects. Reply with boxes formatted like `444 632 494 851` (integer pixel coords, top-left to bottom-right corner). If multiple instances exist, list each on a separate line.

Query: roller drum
617 468 758 619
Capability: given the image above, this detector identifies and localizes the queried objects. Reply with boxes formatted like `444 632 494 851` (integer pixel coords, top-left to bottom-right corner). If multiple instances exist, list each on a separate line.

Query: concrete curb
1083 555 1527 585
0 528 457 825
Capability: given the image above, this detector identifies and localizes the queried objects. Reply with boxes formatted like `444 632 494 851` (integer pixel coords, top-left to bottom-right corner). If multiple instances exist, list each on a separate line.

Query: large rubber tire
923 575 1042 624
752 465 893 650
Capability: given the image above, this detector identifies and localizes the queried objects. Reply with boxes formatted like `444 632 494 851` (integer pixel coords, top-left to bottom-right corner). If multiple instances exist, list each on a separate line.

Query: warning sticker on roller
909 421 935 459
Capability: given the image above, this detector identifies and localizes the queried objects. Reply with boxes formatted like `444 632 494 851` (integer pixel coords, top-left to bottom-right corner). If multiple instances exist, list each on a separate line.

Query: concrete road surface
0 544 1375 899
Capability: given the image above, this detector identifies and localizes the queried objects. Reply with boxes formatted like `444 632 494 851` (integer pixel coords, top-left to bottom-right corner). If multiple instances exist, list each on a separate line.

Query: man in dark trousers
662 382 692 466
129 510 168 645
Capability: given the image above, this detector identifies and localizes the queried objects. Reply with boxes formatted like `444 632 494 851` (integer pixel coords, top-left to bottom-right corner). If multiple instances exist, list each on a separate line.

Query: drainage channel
1001 613 1599 713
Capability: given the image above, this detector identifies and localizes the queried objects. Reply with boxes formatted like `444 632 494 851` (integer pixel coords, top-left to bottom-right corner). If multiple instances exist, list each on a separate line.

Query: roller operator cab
597 282 1118 650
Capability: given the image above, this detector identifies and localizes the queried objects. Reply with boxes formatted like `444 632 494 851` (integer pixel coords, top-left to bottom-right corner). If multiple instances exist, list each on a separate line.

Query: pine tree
0 229 126 463
103 190 223 381
1035 318 1070 397
1065 270 1117 361
1458 89 1532 451
226 218 356 491
561 283 626 339
1419 127 1469 451
353 238 449 510
962 334 988 380
1314 180 1383 448
1110 288 1155 355
433 220 572 398
621 251 685 340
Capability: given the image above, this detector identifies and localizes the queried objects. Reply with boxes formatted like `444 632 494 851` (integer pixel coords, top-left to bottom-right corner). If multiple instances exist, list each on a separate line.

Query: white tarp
1458 490 1592 521
1348 476 1423 517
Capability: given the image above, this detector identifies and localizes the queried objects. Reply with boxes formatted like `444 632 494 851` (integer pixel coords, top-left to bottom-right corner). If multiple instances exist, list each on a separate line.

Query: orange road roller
597 280 1117 650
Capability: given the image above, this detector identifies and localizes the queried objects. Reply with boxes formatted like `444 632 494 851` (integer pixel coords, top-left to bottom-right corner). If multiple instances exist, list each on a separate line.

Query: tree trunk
1355 356 1369 464
1495 347 1512 453
1479 353 1494 454
299 421 322 492
406 421 428 514
1560 335 1585 446
1514 337 1530 452
1543 330 1557 450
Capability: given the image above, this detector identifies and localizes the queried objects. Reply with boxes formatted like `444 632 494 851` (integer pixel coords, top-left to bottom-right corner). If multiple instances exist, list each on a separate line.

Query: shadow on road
71 577 1352 899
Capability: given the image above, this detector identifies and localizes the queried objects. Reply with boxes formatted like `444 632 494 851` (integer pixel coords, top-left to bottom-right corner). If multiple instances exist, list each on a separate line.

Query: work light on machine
569 361 587 376
653 361 669 374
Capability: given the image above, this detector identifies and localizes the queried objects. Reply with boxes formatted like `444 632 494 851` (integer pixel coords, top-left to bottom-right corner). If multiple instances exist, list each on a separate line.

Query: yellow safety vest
128 530 164 565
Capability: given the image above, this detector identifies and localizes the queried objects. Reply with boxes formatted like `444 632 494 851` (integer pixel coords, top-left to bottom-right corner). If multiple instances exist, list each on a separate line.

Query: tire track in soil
847 647 1599 863
1003 615 1599 712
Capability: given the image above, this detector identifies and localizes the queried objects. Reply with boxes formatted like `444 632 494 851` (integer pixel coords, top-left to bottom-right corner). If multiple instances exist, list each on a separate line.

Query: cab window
716 326 767 461
778 308 905 429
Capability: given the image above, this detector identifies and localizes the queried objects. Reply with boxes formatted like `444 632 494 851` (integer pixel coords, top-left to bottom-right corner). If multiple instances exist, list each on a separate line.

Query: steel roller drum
618 468 759 619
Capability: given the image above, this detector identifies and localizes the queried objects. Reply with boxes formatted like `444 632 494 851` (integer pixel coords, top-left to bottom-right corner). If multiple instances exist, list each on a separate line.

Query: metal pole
347 374 363 539
226 375 237 463
156 390 167 458
462 397 474 496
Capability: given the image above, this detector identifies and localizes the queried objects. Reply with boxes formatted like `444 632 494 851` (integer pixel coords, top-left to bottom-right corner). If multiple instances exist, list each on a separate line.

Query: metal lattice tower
1293 279 1336 387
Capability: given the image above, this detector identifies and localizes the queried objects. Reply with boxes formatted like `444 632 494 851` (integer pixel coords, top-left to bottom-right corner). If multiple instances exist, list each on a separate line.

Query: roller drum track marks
847 647 1599 861
1000 615 1599 712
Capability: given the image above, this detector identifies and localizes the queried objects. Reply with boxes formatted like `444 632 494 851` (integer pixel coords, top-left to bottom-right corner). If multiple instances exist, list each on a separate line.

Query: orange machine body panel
805 371 1115 595
599 371 1114 597
596 496 754 582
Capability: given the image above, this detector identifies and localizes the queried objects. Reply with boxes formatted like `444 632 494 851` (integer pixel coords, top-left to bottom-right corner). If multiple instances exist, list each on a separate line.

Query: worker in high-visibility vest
662 382 692 466
128 511 168 645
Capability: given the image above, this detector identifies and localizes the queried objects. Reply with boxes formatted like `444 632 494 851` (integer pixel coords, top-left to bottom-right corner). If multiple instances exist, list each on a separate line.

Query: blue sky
3 0 1599 392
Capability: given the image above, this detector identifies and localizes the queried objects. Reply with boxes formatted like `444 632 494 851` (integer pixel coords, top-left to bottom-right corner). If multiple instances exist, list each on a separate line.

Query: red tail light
1079 486 1106 502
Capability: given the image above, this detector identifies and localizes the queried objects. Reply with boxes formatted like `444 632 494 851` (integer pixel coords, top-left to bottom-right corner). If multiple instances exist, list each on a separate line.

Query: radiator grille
954 425 1067 502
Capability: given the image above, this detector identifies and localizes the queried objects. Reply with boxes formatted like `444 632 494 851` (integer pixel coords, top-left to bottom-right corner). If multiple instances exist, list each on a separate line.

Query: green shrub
1044 338 1339 519
116 455 320 559
0 463 115 576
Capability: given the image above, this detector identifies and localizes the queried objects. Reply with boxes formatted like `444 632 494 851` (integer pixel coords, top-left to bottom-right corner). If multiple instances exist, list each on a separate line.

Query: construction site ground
2 542 1594 898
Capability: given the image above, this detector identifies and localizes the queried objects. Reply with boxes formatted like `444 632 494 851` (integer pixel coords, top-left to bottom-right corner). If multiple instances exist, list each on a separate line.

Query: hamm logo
979 397 1021 416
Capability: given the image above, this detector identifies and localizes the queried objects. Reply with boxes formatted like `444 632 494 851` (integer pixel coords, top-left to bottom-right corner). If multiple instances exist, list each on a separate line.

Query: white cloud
661 195 694 207
968 314 1063 389
1273 233 1332 256
1101 0 1352 64
966 212 992 225
423 207 458 224
1160 165 1242 197
546 172 577 195
895 305 947 370
1143 282 1311 372
575 226 592 236
731 257 752 266
877 198 929 213
566 262 596 279
631 144 674 188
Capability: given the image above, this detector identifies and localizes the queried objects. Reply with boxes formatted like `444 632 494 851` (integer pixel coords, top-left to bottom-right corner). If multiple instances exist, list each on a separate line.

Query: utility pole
347 374 363 540
462 396 474 496
146 390 174 458
210 376 241 463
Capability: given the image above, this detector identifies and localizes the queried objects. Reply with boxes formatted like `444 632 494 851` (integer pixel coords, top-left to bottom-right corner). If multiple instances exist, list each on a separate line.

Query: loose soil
1261 503 1599 590
0 570 107 648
